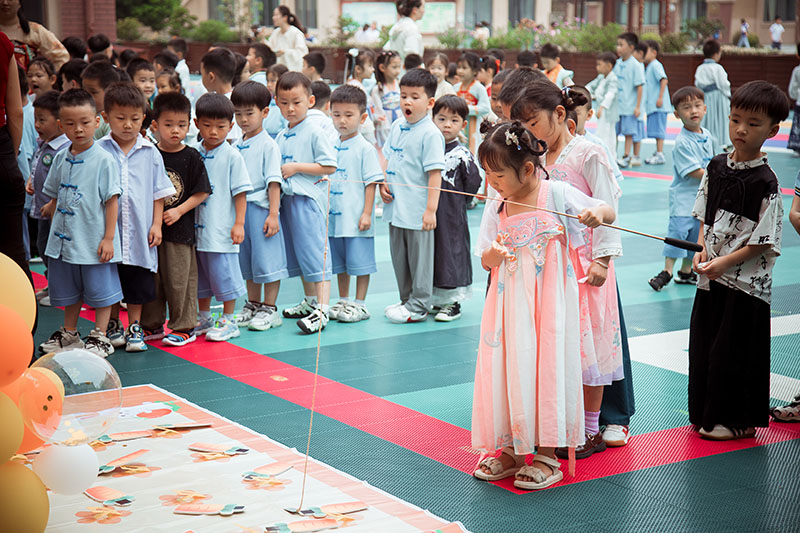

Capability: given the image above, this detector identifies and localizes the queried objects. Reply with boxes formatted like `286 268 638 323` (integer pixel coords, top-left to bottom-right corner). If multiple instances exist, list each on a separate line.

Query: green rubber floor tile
166 379 265 405
588 506 743 533
678 486 799 532
627 361 691 435
383 383 474 428
679 441 799 489
771 333 800 381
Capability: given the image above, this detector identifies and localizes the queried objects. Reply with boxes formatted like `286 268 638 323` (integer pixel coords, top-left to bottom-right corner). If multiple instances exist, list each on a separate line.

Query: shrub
485 26 536 50
566 23 624 53
640 32 662 44
117 17 142 41
683 17 725 44
378 25 391 47
189 20 239 43
167 7 197 38
661 32 690 53
731 31 760 48
436 26 470 49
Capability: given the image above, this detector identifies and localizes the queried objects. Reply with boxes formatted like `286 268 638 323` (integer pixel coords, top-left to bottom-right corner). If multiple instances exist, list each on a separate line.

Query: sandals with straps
473 448 526 481
513 454 563 490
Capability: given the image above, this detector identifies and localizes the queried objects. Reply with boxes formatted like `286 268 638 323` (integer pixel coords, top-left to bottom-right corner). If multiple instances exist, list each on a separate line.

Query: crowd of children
10 20 796 493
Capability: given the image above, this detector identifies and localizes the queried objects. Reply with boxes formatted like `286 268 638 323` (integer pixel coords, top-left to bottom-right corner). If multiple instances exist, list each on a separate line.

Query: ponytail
276 5 305 34
478 120 548 179
18 7 30 35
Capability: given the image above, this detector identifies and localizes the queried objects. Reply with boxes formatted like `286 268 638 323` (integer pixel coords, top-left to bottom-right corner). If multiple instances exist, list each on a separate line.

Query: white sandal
513 454 563 490
473 449 525 481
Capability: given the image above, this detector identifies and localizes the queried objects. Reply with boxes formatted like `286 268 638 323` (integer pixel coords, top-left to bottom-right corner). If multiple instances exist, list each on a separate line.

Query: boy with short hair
515 50 536 69
192 93 252 340
230 81 287 331
247 43 276 86
380 68 445 323
274 72 338 333
153 50 179 73
648 86 714 291
141 92 212 346
308 80 338 139
264 64 290 139
539 43 573 88
81 60 120 139
97 82 176 352
87 33 113 58
38 89 123 357
302 52 325 82
586 52 619 155
59 58 88 91
404 53 423 71
126 58 157 108
689 81 789 441
327 85 383 323
200 47 241 140
167 38 191 92
614 32 646 168
643 40 672 165
62 36 87 60
694 39 731 152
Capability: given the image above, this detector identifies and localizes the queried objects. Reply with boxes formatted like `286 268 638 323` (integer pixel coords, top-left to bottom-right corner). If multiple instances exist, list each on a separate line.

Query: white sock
320 303 330 314
355 299 365 306
308 296 318 307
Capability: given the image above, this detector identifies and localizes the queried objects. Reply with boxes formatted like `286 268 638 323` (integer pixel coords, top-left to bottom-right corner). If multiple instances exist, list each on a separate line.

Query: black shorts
117 264 156 304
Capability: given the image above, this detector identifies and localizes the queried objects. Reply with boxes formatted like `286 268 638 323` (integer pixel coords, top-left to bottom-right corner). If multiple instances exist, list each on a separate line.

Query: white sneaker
644 153 666 165
39 327 84 353
338 302 370 323
602 424 630 447
35 287 48 301
297 308 328 334
282 298 315 319
374 203 383 218
385 304 427 323
328 300 348 321
630 156 642 167
39 295 51 307
83 329 114 358
207 317 240 342
616 156 630 168
248 305 282 331
384 301 404 313
194 315 214 336
235 301 259 327
106 318 126 348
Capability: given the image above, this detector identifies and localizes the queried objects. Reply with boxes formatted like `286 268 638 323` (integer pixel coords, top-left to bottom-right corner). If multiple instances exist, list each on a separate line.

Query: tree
116 0 181 32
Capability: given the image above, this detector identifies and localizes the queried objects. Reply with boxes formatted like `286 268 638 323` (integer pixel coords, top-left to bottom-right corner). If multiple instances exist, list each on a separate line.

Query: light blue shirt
306 109 338 141
234 129 282 210
264 99 288 139
249 71 268 86
194 140 253 253
329 133 384 237
671 127 715 216
644 59 673 115
98 135 176 272
275 117 338 215
583 130 624 183
29 134 70 220
614 56 645 117
382 115 446 230
43 142 122 264
18 100 36 181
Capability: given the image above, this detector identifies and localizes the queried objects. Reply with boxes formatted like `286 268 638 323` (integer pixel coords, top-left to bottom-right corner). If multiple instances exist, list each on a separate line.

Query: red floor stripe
622 170 796 196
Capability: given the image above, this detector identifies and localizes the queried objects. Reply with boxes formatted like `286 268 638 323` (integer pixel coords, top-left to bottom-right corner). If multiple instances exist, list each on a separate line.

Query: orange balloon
0 252 36 330
19 368 63 442
0 375 46 454
0 460 50 533
0 392 23 462
0 304 33 387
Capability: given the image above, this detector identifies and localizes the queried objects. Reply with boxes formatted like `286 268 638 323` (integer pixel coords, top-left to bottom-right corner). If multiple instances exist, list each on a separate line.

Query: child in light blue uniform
16 67 37 261
231 81 287 332
193 93 253 341
614 32 646 168
264 64 289 138
643 40 673 165
571 85 624 184
380 69 446 323
38 89 123 358
648 87 714 292
274 72 338 334
327 85 384 324
98 82 176 353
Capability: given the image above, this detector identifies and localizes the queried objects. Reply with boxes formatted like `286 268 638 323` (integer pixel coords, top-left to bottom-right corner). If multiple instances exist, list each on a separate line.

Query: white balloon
32 444 99 494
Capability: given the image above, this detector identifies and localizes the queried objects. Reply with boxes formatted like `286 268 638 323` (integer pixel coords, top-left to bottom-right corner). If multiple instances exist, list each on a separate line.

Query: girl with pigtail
510 81 633 456
472 121 615 490
345 49 378 145
369 50 403 147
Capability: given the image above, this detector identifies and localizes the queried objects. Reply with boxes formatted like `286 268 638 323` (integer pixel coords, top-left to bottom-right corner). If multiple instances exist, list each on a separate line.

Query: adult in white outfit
267 5 308 72
385 0 425 60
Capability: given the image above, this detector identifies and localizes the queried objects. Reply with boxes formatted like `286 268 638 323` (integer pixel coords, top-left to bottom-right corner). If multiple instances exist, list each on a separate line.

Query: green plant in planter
378 25 391 47
326 15 360 47
640 32 662 44
190 20 240 43
566 23 624 53
661 32 690 53
117 17 142 41
437 26 470 49
683 17 725 45
167 7 197 38
485 26 536 50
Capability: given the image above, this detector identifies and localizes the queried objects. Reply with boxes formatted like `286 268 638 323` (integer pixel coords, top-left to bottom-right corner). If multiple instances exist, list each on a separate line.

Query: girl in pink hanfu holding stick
472 121 616 490
510 81 626 459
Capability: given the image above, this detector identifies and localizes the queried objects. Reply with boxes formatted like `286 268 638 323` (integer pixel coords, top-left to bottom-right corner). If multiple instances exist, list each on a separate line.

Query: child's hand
586 261 608 287
263 214 279 237
695 256 728 281
40 199 55 219
148 223 162 247
97 237 114 262
482 234 512 269
596 107 603 119
376 115 386 122
25 177 34 195
163 207 182 226
692 248 708 272
358 212 372 232
231 222 245 245
281 163 300 179
656 97 663 108
634 107 641 118
422 208 436 231
577 207 604 228
379 182 393 204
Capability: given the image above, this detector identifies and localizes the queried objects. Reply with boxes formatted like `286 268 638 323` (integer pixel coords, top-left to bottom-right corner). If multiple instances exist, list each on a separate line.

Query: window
509 0 535 27
254 0 281 26
643 1 661 25
764 0 795 22
681 0 707 21
466 0 493 28
295 0 317 29
616 0 628 25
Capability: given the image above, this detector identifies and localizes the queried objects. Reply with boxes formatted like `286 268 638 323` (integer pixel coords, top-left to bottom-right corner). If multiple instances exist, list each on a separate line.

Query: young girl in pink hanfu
509 82 626 459
472 122 616 490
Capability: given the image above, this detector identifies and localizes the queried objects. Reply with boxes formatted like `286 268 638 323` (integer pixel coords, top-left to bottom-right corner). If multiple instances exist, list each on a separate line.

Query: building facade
21 0 117 41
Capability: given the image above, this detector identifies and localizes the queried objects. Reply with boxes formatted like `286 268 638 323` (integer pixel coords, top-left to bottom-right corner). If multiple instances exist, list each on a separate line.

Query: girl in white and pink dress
510 81 625 458
472 122 616 490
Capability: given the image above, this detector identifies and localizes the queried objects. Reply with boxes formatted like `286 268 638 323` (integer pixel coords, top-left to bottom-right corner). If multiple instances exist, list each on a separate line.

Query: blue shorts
329 237 377 276
48 257 122 308
197 251 246 301
663 216 701 259
647 112 668 139
616 115 646 143
238 203 289 284
280 195 332 282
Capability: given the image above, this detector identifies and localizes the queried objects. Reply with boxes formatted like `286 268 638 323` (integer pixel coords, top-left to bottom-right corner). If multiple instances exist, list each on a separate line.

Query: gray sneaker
283 298 315 319
249 305 282 331
235 301 259 327
39 327 84 353
83 329 115 358
328 300 348 321
106 318 126 348
644 153 666 165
